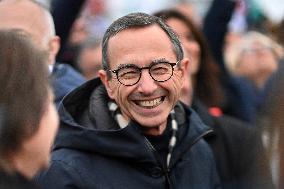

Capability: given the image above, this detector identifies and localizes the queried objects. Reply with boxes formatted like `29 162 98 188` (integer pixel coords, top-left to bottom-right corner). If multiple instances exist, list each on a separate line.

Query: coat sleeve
203 0 236 72
214 116 274 189
34 160 85 189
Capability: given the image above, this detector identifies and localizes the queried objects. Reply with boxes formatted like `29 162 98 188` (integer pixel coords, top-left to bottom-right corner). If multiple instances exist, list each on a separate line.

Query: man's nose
136 69 158 94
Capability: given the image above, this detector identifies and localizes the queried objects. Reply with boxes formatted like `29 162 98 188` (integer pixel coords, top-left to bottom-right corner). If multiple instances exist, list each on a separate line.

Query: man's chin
136 120 167 136
141 126 166 136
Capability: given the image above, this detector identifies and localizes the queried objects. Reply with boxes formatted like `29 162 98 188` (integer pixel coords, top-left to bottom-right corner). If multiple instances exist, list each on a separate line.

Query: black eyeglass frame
109 61 180 86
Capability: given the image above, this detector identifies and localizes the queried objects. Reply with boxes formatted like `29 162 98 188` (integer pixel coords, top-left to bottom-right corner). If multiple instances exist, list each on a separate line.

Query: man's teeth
138 97 162 107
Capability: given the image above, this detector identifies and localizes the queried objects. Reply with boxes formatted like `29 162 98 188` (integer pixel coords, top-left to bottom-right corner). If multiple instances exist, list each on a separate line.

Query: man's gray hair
102 12 184 78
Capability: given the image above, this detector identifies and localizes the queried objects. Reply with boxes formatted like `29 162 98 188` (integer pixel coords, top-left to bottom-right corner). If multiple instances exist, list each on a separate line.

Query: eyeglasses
242 46 272 56
109 61 179 86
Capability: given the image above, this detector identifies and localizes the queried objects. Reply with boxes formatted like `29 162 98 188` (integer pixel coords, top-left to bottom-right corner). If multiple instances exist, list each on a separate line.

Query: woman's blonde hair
225 31 284 76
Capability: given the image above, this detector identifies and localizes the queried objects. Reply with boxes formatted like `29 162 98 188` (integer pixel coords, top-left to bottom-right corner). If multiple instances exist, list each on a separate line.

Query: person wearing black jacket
193 99 273 189
35 12 221 189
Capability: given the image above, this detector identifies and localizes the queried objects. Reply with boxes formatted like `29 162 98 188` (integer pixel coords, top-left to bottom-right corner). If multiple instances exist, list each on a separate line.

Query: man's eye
119 70 138 79
151 64 170 75
152 67 169 75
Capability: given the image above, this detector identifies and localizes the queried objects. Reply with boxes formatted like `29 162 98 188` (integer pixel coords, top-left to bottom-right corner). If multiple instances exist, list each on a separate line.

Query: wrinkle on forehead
108 25 176 68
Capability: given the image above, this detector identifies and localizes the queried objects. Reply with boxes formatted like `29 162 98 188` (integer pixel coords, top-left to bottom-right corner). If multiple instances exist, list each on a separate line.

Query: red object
208 107 223 117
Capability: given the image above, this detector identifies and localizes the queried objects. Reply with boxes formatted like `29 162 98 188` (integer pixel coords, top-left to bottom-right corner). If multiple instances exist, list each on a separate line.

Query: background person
0 30 59 188
225 31 284 124
76 37 102 80
154 8 224 110
0 0 86 106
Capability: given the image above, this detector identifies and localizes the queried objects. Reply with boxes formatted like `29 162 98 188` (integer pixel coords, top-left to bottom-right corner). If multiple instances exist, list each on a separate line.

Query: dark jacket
192 99 274 189
51 63 86 106
36 78 220 189
0 170 39 189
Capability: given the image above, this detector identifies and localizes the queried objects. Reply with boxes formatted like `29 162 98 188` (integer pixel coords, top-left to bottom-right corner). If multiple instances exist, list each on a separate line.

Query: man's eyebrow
114 58 170 69
152 58 170 63
116 63 137 70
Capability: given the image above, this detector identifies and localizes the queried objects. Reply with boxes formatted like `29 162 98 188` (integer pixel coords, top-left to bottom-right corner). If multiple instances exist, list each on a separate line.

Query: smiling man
36 12 220 189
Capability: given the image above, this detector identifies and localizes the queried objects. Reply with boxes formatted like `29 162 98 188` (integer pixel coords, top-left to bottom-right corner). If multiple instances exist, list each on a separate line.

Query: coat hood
55 78 212 166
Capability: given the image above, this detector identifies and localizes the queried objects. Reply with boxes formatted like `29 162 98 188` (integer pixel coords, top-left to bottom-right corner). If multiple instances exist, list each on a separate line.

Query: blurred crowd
56 0 284 187
1 0 284 188
57 0 284 124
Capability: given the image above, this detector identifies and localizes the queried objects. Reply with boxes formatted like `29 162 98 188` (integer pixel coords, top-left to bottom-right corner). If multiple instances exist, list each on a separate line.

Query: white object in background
256 0 284 24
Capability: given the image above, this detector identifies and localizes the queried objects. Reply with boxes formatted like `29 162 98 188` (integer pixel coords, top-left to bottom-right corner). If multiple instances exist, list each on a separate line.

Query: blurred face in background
78 45 102 80
86 0 105 15
0 0 60 66
166 18 201 76
69 19 88 46
12 90 59 179
236 41 278 88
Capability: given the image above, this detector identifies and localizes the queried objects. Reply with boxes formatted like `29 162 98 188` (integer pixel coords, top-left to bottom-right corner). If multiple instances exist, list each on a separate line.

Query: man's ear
48 36 60 64
179 58 190 79
99 69 115 99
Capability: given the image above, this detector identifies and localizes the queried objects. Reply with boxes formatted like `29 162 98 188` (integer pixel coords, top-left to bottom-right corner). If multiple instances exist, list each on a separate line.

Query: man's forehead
0 0 39 10
0 2 50 43
0 1 45 27
0 19 32 30
107 24 176 67
111 24 172 43
108 24 170 45
0 18 41 41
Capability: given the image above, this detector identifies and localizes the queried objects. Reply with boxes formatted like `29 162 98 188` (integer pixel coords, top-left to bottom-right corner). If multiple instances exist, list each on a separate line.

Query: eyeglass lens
116 62 174 86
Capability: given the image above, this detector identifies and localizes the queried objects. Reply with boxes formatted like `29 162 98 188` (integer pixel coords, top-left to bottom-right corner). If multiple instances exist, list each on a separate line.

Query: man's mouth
134 96 165 109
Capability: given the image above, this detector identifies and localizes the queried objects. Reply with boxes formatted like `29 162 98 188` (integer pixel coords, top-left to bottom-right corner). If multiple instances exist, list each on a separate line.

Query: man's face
237 42 278 82
0 1 48 48
0 0 57 66
79 46 102 80
101 25 187 135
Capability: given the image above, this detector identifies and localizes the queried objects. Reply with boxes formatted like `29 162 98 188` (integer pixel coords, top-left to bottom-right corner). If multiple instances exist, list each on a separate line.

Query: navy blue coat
36 78 220 189
0 170 39 189
51 63 86 106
